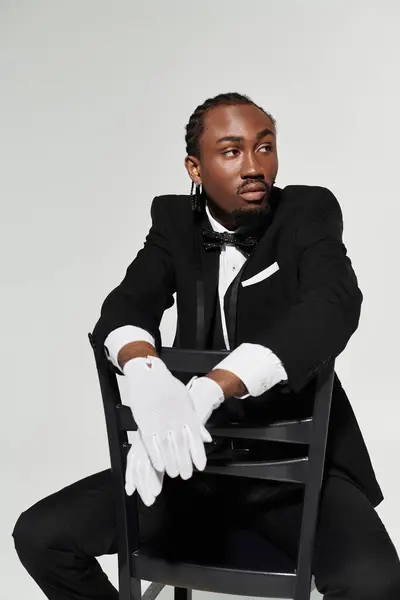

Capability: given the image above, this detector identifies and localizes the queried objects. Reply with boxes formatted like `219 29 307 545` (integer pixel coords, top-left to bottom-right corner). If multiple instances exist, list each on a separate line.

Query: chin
237 200 270 214
232 203 271 231
242 202 267 210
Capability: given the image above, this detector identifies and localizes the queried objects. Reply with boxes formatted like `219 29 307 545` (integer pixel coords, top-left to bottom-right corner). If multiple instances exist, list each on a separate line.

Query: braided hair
185 92 276 159
185 93 276 212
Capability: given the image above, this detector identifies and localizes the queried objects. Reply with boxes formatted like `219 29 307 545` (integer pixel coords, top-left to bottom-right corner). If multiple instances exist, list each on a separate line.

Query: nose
240 150 264 179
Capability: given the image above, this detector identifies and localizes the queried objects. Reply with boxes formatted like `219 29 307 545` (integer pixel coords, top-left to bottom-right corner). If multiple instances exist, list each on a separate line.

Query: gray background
1 1 399 599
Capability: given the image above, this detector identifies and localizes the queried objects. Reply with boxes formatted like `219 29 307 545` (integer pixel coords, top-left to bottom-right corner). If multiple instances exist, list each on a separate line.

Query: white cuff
213 342 287 398
104 325 156 369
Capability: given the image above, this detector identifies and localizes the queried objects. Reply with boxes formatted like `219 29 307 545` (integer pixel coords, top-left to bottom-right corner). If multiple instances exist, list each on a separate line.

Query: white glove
187 375 225 425
123 356 212 479
125 430 164 507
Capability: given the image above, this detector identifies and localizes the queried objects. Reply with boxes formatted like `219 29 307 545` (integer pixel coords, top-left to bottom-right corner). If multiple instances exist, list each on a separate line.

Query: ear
184 155 202 185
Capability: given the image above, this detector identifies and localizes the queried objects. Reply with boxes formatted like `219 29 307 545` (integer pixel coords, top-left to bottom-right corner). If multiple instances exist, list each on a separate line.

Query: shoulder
279 185 342 219
147 195 192 235
151 194 192 218
278 185 344 243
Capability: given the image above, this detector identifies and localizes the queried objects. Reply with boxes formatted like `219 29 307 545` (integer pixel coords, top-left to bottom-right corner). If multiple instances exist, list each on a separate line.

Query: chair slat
116 404 136 431
133 551 296 599
115 404 312 445
210 418 312 444
205 456 309 483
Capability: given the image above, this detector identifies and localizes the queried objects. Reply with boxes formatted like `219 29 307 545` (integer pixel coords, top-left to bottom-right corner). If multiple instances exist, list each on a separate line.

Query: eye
222 148 240 157
258 144 273 153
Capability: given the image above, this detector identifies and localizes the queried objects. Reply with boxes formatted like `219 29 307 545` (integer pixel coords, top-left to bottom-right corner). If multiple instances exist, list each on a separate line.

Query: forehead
201 104 275 143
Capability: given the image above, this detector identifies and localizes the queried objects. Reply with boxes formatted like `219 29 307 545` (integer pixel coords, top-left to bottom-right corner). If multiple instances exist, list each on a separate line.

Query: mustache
237 179 271 195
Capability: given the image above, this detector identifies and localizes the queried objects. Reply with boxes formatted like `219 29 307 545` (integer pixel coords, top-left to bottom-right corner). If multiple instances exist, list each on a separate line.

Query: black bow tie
201 228 259 253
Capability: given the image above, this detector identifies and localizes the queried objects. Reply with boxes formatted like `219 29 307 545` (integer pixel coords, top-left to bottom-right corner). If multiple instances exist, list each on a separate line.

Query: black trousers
12 468 400 600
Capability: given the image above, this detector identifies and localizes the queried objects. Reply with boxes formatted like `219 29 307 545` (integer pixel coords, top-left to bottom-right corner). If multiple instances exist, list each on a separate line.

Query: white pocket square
241 261 280 287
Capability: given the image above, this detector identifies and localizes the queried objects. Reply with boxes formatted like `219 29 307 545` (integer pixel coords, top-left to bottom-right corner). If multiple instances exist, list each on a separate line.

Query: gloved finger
125 450 136 496
184 425 207 472
200 424 213 443
160 432 179 478
125 476 136 496
136 462 156 507
133 433 163 498
171 429 193 481
145 462 164 498
142 432 165 472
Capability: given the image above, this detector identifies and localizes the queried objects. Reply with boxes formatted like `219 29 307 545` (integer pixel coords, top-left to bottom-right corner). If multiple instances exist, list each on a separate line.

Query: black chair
89 337 335 600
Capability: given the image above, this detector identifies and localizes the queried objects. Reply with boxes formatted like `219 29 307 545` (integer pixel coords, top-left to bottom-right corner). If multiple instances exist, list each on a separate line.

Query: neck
206 201 236 230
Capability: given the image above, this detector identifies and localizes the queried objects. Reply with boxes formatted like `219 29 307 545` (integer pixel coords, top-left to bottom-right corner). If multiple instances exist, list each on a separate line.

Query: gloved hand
186 375 225 424
123 356 212 479
125 430 164 506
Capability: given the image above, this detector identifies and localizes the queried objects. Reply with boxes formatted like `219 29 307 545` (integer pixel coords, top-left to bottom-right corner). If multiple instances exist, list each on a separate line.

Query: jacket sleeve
91 196 176 354
258 187 363 392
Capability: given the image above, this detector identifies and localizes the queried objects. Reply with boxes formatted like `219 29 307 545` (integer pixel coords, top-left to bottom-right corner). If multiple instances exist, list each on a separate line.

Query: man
13 93 400 599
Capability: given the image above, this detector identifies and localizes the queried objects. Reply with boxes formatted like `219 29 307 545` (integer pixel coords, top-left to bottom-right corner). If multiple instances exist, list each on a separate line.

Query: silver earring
190 182 203 212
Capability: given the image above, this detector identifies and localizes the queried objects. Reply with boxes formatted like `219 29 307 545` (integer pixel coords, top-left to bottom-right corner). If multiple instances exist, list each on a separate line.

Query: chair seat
133 530 301 598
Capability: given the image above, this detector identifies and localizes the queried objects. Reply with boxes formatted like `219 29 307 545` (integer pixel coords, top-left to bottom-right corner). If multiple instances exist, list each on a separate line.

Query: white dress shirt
104 203 287 397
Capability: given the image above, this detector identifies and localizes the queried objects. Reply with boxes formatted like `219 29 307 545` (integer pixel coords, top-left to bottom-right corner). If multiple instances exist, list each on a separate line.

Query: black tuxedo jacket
92 185 383 508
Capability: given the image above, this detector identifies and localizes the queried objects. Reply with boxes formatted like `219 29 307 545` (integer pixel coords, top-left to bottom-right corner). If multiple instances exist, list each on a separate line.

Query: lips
239 184 267 202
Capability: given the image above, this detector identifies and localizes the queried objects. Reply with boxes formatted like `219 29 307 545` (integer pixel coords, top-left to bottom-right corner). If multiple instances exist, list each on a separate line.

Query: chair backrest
89 335 335 600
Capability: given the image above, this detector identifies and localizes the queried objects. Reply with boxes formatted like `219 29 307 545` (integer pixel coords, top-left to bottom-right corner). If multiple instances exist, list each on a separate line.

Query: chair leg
129 578 142 600
118 562 140 600
174 587 192 600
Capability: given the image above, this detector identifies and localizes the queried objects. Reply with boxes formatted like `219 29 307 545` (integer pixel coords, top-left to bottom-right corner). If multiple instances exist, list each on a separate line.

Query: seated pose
13 93 400 600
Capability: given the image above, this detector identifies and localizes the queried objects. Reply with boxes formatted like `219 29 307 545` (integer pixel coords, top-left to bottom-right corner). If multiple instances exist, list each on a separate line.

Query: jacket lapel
199 243 220 348
195 186 283 349
223 187 284 347
236 186 283 282
193 211 220 349
222 227 277 349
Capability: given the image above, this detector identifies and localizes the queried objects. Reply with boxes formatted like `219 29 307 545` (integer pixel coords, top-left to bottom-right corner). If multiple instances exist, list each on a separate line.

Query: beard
231 203 273 237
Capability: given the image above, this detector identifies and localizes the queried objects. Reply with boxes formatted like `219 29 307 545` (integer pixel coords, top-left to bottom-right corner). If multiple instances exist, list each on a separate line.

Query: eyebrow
216 127 275 144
